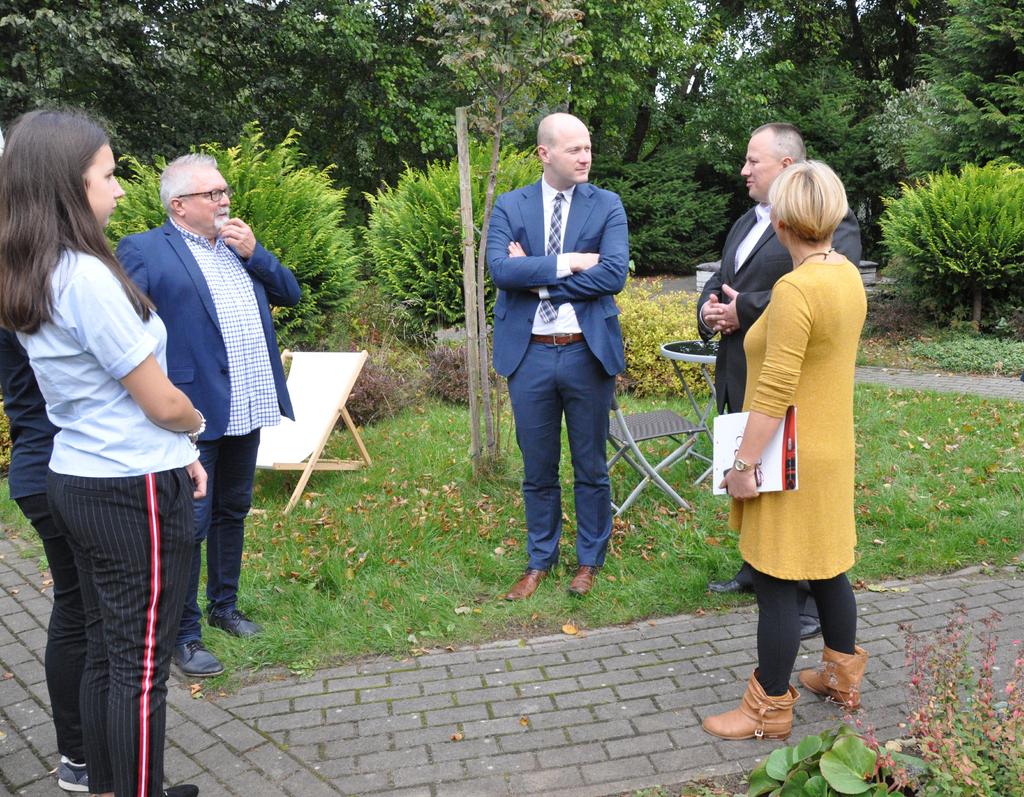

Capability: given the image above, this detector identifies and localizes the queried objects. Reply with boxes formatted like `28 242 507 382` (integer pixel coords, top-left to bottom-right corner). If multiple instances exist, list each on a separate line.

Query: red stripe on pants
137 473 162 797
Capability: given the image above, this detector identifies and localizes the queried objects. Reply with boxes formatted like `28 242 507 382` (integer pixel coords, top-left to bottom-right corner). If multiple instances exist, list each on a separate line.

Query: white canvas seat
256 350 371 513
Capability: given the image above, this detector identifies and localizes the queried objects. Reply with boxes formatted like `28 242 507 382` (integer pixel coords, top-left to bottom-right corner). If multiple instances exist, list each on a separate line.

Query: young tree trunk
972 284 983 329
475 105 507 457
455 108 483 472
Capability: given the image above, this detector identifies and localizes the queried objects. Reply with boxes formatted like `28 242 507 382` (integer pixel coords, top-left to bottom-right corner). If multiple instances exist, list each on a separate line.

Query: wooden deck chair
255 350 371 513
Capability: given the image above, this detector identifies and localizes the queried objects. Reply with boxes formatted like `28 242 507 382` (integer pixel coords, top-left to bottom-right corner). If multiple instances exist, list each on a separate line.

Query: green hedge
592 146 730 276
364 142 540 330
880 161 1024 325
108 124 360 348
617 279 704 397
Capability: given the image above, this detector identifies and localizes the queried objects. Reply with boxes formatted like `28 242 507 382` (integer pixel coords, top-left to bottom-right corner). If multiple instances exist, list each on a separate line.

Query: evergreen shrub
617 280 705 397
364 143 540 330
909 333 1024 375
108 124 360 348
593 146 729 276
880 162 1024 326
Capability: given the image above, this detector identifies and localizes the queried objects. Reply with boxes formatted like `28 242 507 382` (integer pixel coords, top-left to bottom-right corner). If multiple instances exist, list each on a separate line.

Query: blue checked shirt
172 221 281 436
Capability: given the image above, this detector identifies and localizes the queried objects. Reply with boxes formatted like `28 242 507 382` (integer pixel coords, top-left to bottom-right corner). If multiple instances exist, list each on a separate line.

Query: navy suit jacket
118 221 301 440
486 180 629 377
697 208 861 412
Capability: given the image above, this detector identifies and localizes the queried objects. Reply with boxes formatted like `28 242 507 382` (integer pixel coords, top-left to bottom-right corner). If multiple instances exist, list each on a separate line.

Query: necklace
798 247 835 266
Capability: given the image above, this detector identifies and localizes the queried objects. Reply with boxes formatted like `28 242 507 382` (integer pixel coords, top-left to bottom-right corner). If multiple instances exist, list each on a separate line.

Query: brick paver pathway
856 366 1024 402
2 531 1021 796
2 368 1022 796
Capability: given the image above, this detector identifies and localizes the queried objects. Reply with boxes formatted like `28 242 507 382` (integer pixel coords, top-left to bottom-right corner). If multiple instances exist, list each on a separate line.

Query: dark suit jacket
117 221 301 439
697 208 861 412
486 180 630 377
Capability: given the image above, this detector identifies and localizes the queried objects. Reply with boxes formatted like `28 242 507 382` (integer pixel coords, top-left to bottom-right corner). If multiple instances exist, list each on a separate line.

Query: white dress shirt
733 203 772 273
533 179 582 334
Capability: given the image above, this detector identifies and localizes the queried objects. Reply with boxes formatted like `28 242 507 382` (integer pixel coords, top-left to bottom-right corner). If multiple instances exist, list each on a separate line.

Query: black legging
750 566 857 696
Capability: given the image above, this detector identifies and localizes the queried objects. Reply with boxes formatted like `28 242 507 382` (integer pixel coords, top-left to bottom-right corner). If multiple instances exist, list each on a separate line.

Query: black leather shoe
208 608 262 638
173 640 224 677
708 577 754 594
165 786 199 797
799 614 822 640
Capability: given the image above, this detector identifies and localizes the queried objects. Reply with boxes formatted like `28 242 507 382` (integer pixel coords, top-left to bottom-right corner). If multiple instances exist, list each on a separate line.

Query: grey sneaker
57 756 88 792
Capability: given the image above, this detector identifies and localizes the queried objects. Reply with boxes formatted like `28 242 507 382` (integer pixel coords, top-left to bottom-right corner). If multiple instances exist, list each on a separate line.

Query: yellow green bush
0 400 10 476
617 279 709 397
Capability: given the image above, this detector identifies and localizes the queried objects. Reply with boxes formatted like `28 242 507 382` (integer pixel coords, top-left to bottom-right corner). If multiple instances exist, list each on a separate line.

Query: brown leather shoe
504 569 546 600
568 565 598 596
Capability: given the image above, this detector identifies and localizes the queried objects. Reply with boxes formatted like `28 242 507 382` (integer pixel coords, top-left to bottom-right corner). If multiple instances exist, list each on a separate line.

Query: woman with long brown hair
0 109 205 797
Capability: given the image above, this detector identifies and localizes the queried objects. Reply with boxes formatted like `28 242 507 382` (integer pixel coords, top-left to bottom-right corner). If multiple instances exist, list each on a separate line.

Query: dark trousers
177 429 260 644
733 560 819 620
48 468 193 796
507 341 616 570
750 566 858 696
15 493 86 763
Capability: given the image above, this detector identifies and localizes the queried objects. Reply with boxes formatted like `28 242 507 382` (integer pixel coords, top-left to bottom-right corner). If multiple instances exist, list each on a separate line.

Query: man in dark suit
698 123 862 633
119 154 300 676
487 113 629 600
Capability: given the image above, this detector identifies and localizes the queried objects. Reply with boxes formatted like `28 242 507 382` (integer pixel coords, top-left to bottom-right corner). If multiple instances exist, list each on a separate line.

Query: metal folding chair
607 398 702 515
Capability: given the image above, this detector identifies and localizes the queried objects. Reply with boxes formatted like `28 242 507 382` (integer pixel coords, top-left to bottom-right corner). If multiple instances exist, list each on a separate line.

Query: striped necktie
537 192 564 324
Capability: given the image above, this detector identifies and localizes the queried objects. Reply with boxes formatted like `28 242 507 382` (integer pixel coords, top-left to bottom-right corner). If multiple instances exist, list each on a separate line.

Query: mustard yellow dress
730 257 867 580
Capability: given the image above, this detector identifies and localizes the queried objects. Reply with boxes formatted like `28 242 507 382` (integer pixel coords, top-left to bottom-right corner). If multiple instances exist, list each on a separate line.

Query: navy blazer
486 180 630 377
118 221 301 439
697 207 862 412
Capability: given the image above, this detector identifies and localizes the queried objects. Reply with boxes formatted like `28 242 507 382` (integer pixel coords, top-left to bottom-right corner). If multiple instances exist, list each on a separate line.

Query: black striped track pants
49 467 193 796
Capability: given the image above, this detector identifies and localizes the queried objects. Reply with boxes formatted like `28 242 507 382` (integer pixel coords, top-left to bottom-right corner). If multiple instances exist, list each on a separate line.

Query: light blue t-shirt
19 251 197 477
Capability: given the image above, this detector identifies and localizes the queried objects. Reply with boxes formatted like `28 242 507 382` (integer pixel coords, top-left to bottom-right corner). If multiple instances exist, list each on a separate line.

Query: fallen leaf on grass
454 606 472 615
872 538 886 546
562 623 579 636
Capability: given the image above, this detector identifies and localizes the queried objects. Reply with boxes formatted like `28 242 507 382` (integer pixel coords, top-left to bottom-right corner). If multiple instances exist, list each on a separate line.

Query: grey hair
751 122 806 162
159 153 220 211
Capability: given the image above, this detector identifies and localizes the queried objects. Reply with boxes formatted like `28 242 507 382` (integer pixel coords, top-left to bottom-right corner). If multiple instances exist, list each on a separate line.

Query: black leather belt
531 333 585 345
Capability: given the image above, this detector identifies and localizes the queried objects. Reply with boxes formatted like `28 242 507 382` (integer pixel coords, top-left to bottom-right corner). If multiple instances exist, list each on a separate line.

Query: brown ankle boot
701 670 800 740
799 645 868 710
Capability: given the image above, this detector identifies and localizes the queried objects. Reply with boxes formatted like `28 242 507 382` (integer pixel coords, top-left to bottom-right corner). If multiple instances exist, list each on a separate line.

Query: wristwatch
187 410 206 447
732 457 753 472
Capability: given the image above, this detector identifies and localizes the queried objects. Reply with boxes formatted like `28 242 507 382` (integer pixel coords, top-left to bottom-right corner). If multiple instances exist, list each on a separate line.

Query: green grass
859 328 1024 375
2 384 1021 686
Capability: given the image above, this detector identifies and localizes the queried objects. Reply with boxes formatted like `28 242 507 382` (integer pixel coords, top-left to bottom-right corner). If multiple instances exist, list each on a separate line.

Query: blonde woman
703 160 868 741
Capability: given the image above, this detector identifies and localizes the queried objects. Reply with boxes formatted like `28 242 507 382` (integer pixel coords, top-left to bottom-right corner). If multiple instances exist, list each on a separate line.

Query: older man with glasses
118 154 301 677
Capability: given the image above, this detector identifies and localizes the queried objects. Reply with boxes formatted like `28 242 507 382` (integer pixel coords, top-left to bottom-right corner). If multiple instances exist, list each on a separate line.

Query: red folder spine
783 406 797 491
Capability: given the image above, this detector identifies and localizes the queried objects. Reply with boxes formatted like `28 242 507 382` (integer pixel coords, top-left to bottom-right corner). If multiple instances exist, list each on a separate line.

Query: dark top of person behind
0 328 57 499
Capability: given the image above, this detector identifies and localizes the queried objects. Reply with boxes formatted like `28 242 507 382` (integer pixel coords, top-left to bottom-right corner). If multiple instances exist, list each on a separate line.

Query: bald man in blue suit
487 113 629 600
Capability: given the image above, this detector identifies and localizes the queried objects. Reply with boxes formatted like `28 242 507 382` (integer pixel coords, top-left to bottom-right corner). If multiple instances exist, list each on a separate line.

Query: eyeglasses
176 187 233 202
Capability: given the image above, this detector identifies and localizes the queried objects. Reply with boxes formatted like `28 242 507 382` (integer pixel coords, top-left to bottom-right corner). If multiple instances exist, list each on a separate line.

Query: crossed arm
486 194 629 302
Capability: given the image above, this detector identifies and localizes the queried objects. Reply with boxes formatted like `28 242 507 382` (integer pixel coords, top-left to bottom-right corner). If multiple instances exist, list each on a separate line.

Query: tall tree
911 0 1024 171
426 0 585 473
